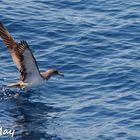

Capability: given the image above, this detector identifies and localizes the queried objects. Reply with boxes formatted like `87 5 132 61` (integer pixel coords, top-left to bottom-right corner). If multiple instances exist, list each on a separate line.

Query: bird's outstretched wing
0 22 16 50
0 22 41 83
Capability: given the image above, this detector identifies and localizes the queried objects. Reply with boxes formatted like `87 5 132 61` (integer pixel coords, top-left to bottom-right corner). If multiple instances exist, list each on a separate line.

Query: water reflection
1 89 62 140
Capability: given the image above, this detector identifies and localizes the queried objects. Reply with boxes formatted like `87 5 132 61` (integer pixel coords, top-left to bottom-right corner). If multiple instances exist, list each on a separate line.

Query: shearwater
0 22 64 89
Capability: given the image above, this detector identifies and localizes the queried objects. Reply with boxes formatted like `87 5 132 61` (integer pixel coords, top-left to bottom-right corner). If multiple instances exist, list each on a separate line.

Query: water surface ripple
0 0 140 139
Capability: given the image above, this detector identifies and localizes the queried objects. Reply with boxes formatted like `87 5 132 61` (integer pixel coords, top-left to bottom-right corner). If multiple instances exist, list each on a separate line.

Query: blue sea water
0 0 140 139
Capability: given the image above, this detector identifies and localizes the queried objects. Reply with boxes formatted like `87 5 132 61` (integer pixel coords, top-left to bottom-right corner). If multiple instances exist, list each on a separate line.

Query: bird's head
40 68 64 80
47 68 64 76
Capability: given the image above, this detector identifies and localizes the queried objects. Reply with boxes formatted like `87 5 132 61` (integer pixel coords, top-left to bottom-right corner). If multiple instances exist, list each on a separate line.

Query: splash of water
0 86 25 101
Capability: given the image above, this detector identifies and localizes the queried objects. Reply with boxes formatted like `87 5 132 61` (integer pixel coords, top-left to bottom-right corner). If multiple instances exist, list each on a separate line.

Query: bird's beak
58 72 64 77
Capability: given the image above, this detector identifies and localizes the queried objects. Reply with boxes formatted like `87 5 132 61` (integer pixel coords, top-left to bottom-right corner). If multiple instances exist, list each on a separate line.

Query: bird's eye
54 70 58 74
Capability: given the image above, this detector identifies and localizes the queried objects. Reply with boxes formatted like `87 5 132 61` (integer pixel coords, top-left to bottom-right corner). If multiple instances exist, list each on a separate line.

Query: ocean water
0 0 140 139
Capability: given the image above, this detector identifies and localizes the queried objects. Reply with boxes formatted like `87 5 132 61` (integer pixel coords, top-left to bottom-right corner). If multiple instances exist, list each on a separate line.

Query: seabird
0 22 64 88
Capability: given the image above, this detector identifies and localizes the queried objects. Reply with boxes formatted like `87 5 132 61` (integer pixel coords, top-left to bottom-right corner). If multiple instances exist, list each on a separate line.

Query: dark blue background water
0 0 140 139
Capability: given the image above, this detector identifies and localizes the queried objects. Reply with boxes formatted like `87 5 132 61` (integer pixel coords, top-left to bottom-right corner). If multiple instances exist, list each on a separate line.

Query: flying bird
0 22 64 88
